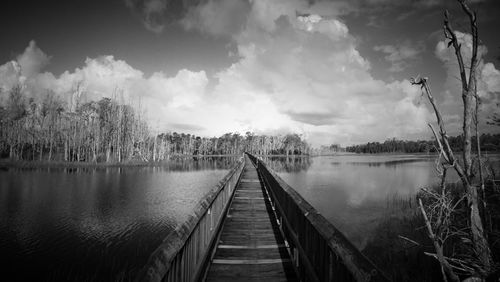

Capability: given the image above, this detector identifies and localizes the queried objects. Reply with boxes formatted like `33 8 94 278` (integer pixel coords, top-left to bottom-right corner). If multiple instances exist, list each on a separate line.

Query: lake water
1 154 498 281
266 153 500 249
0 157 238 281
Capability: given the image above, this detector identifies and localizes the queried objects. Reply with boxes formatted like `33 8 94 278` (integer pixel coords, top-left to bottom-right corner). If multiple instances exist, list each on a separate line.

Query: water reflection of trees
345 159 431 168
260 156 312 173
156 156 239 171
5 156 240 174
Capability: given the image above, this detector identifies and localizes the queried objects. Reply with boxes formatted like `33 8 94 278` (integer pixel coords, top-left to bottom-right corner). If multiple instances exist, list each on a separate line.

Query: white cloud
434 30 500 133
125 0 168 33
481 63 500 93
17 40 51 77
0 42 209 131
181 0 251 37
357 0 485 9
374 41 424 72
207 1 432 146
3 0 442 146
435 31 488 69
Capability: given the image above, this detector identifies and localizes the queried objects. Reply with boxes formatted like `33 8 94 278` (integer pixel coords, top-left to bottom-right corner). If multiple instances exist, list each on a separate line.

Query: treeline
157 131 310 157
346 135 500 154
0 85 310 163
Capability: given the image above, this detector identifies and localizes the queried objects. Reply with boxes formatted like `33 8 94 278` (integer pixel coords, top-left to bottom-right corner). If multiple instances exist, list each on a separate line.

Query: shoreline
341 150 500 155
0 155 242 169
0 154 308 168
3 151 497 169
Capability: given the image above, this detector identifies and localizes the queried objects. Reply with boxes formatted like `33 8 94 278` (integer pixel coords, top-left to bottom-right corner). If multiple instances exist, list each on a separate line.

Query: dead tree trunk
444 1 491 274
411 0 492 278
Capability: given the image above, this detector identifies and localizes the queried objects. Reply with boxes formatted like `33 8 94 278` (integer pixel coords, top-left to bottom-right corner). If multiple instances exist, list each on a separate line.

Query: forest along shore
0 92 310 163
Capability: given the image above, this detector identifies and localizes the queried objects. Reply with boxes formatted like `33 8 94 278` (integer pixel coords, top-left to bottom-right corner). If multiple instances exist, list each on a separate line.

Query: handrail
247 153 390 282
135 156 245 282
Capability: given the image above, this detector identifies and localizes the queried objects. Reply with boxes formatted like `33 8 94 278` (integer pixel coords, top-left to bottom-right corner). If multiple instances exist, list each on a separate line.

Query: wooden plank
206 262 298 281
220 233 279 241
219 230 278 235
219 239 280 246
225 216 272 221
222 221 277 228
218 244 286 249
212 259 291 264
236 189 263 192
214 248 286 260
205 278 294 282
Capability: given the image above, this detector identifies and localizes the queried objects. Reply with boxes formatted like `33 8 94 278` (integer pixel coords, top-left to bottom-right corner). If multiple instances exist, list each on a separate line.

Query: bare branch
458 0 479 90
418 198 461 282
444 9 468 91
411 77 469 185
428 124 450 163
398 235 421 246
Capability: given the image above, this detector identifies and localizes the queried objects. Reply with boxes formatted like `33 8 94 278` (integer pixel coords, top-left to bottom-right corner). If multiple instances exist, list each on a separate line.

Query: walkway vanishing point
136 154 390 282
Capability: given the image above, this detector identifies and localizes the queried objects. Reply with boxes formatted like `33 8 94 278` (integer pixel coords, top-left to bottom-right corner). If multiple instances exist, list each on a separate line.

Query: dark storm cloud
124 0 189 33
124 0 251 36
311 0 487 10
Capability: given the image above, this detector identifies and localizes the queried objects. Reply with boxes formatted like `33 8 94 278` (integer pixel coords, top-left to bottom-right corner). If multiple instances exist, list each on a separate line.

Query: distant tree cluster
345 135 500 154
0 85 310 162
154 131 310 159
442 133 500 152
346 138 435 154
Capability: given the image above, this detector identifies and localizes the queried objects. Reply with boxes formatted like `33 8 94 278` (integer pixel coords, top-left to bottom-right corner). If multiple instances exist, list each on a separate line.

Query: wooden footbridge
136 154 389 282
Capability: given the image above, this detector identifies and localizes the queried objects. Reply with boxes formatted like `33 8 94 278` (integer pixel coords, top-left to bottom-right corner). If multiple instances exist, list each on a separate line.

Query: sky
0 0 499 147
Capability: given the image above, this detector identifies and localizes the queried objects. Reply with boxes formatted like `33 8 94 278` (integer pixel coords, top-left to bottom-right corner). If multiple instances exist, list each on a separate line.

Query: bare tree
411 0 492 279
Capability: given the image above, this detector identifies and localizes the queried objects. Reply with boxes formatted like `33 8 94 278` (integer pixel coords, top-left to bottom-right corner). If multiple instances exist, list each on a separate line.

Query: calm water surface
0 157 239 281
267 153 500 249
2 154 498 281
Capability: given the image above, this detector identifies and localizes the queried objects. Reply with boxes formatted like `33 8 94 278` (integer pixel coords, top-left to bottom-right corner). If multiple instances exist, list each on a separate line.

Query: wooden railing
247 153 390 282
135 156 245 282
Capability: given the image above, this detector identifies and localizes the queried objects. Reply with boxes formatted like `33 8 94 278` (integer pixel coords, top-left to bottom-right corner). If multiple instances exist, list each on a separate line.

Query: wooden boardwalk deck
205 160 298 281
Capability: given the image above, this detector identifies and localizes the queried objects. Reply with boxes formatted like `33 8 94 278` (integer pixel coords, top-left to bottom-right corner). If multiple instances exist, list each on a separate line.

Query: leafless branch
418 197 461 282
444 10 468 91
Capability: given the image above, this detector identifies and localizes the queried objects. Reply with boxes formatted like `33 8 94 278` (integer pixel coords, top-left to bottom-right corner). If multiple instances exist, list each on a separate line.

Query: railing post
294 248 299 268
328 251 334 281
208 207 212 231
